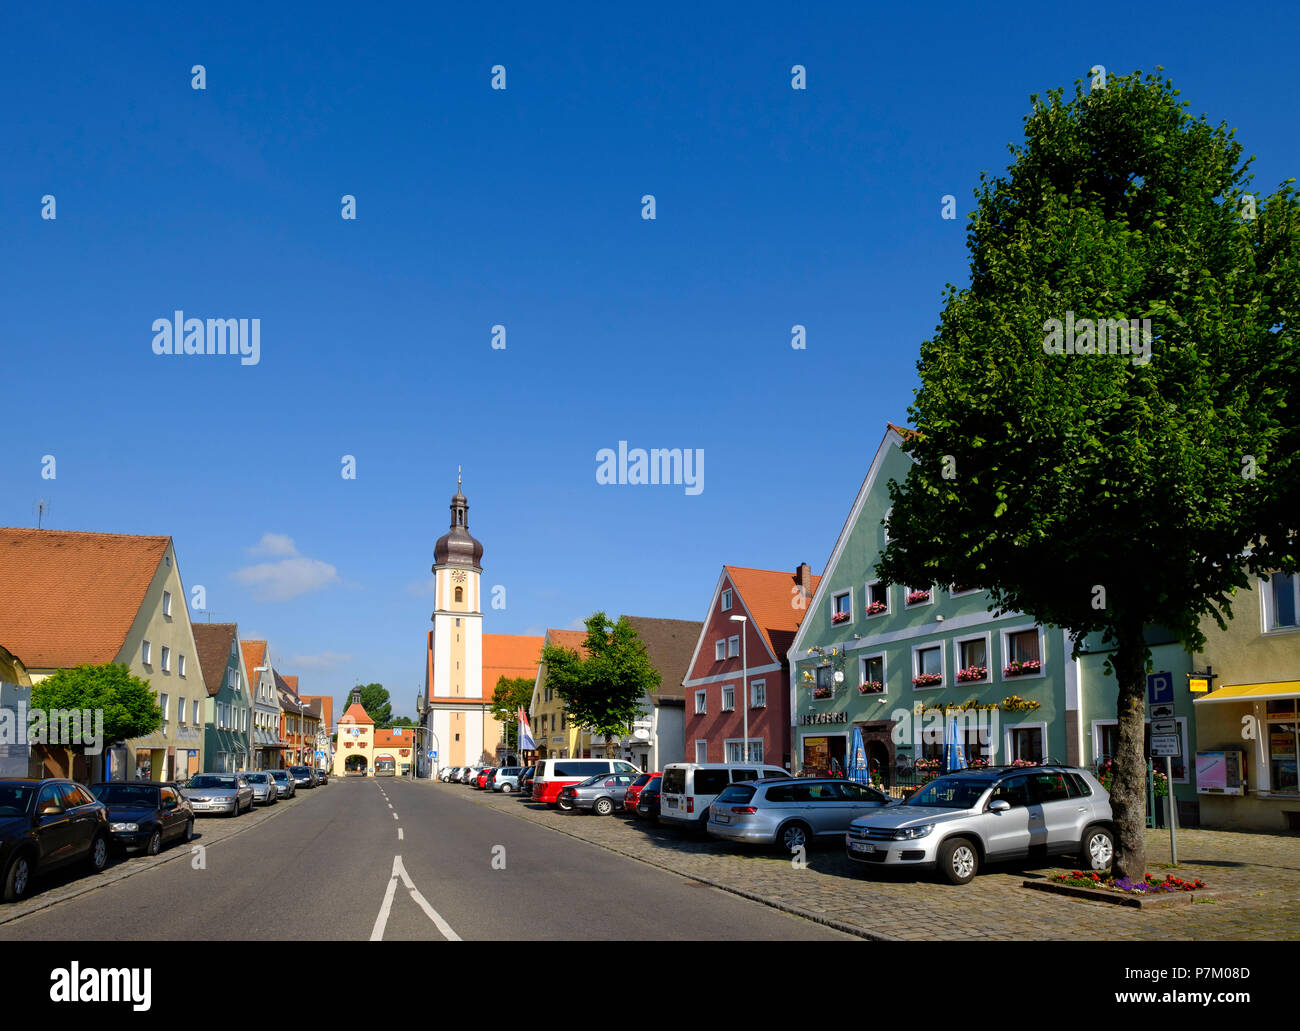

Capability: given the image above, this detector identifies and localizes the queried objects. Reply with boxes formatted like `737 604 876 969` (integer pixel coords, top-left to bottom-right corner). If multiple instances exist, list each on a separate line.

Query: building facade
193 623 252 773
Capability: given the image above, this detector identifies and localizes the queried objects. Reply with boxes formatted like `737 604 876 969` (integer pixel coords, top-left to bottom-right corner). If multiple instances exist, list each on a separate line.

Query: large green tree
489 675 537 750
31 663 162 772
354 683 393 727
876 70 1299 878
540 613 661 758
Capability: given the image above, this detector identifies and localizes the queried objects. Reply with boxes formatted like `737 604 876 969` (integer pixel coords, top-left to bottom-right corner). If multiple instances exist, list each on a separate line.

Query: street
0 778 854 941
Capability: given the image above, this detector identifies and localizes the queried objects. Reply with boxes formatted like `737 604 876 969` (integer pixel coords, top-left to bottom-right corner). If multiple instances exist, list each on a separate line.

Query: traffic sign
1151 719 1179 737
1147 672 1174 705
1150 734 1182 758
1150 703 1175 721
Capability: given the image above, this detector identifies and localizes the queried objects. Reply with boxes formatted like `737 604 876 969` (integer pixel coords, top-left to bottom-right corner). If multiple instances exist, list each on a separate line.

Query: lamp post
729 614 749 763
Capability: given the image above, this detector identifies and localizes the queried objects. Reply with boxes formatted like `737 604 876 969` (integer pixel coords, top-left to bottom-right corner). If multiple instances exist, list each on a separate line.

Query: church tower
426 472 487 766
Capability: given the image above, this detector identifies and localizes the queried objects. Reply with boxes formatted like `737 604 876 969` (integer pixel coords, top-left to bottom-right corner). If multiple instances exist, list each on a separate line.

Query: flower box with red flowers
912 672 943 687
1003 659 1042 677
831 611 851 625
956 666 988 682
865 601 888 615
906 590 931 605
857 680 884 695
812 685 833 700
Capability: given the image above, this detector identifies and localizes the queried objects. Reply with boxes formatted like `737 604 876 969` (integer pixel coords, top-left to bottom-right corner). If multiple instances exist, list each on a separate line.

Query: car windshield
91 784 158 806
642 777 661 793
0 783 37 816
269 771 288 780
906 777 991 809
190 775 237 789
243 774 269 784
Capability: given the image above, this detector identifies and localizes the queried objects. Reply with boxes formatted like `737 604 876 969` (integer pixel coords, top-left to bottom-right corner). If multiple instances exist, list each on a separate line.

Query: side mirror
988 799 1011 814
39 804 61 816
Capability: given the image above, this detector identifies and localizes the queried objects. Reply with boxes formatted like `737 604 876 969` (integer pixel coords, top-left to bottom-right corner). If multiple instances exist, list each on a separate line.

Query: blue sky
3 2 1297 719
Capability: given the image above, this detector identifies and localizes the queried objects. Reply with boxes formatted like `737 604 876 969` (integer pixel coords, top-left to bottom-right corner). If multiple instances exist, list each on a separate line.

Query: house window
560 711 567 730
178 654 186 677
964 729 989 763
178 697 186 724
1266 573 1300 630
956 636 989 683
162 591 172 616
866 581 889 616
715 640 726 661
725 740 762 763
695 740 708 763
1003 627 1044 677
141 640 152 665
721 589 732 611
695 690 707 715
727 635 740 658
831 590 852 625
161 646 171 672
1009 726 1045 763
1265 700 1299 794
751 679 766 708
913 645 942 688
814 665 834 699
905 585 932 606
721 685 735 711
860 654 885 693
193 701 200 725
159 693 169 722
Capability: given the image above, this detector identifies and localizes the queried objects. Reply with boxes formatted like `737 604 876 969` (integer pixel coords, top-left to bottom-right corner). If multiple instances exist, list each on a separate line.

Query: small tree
489 675 537 751
541 613 661 758
31 663 162 775
875 71 1299 878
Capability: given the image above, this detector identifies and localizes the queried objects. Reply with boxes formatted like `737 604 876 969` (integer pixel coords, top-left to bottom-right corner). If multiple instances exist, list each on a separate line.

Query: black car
635 776 662 819
0 779 110 903
518 766 535 798
89 781 194 855
288 766 317 789
314 768 329 785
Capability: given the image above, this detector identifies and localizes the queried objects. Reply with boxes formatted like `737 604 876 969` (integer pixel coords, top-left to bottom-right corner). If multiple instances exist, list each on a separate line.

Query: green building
192 622 252 773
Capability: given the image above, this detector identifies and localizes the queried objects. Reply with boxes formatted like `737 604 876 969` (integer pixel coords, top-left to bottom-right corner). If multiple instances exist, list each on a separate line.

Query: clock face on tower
451 569 467 584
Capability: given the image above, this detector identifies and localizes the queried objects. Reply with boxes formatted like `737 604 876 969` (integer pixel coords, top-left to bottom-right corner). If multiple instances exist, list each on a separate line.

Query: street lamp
729 614 749 763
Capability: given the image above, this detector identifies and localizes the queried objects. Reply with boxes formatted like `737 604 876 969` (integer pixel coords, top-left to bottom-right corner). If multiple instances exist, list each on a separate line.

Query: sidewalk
436 782 1300 940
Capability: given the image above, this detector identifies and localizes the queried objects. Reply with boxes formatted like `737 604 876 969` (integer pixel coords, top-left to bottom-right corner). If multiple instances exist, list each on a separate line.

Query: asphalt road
0 777 854 940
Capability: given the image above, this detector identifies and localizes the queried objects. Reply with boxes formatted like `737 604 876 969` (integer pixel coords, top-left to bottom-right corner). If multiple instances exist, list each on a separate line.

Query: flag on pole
517 707 536 751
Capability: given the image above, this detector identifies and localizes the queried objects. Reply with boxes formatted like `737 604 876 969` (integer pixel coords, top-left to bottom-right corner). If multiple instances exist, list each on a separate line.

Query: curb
418 781 890 941
0 792 311 928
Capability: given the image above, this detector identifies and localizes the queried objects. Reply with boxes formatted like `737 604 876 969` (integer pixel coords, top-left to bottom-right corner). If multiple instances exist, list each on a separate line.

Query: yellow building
530 629 589 758
334 694 375 775
1192 569 1300 831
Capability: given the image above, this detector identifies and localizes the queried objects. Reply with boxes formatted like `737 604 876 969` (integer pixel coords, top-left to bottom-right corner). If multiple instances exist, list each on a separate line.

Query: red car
475 768 495 789
623 771 660 814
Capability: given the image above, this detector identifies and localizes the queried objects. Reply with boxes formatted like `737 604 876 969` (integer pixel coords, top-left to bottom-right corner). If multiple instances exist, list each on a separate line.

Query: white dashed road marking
370 855 461 942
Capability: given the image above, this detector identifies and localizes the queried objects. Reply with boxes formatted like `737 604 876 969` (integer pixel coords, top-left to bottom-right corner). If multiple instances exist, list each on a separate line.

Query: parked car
634 776 662 820
708 778 890 854
490 767 523 792
845 765 1115 885
314 768 329 785
558 773 638 815
182 773 254 817
438 767 456 782
475 768 495 789
458 767 479 784
288 766 318 789
517 766 535 797
237 771 279 806
659 762 790 830
267 769 296 799
623 772 660 814
89 781 195 854
531 758 641 806
0 779 110 902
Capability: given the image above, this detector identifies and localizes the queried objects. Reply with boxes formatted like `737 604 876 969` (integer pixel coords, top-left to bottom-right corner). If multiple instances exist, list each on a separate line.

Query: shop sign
800 712 848 725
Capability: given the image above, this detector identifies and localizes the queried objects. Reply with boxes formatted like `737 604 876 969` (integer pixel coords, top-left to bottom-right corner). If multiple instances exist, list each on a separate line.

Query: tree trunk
1110 622 1148 879
604 734 615 760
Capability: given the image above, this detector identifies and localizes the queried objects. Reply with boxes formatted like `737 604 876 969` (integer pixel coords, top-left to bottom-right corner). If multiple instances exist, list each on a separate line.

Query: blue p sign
1147 672 1174 705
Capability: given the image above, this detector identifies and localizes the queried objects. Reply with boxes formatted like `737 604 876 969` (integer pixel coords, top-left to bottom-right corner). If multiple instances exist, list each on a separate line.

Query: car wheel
87 833 109 874
182 819 195 843
3 851 32 902
500 783 513 793
1079 826 1115 872
937 838 978 885
778 821 812 855
145 829 163 856
594 797 614 816
557 797 574 812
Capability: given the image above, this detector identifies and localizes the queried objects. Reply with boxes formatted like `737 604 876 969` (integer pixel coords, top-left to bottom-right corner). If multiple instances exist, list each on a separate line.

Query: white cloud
247 533 299 558
234 555 339 602
405 577 437 597
289 651 353 670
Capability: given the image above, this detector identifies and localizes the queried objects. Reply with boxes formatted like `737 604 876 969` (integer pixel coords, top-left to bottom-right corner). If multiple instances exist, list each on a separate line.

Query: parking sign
1147 671 1174 705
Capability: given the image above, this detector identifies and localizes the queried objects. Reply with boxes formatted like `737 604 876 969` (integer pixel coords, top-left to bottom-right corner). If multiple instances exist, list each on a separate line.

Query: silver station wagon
707 777 891 854
845 765 1115 885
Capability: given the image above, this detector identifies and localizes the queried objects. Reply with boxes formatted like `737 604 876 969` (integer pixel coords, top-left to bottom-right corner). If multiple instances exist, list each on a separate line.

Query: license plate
713 812 730 823
667 797 678 808
850 841 874 854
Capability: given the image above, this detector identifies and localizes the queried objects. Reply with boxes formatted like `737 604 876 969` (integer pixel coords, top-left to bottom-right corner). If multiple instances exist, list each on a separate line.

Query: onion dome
433 479 483 571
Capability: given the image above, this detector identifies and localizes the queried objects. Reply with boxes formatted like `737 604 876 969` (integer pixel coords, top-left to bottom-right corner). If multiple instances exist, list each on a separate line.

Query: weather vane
458 464 462 488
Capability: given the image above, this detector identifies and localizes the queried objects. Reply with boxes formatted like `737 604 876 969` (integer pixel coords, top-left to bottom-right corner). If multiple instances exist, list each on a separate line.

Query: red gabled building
681 564 819 771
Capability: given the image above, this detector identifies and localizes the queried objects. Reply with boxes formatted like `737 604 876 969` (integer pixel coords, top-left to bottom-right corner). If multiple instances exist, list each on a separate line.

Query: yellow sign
1188 677 1210 693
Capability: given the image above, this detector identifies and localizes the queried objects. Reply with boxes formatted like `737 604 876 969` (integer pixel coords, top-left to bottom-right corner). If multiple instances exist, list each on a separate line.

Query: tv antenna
34 499 50 529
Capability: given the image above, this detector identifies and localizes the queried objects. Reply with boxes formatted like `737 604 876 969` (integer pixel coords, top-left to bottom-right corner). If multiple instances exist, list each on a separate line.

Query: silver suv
845 765 1114 885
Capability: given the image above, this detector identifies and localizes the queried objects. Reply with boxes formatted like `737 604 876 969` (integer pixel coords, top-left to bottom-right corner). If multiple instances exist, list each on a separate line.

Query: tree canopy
354 682 393 726
489 675 537 749
875 70 1299 877
31 663 162 746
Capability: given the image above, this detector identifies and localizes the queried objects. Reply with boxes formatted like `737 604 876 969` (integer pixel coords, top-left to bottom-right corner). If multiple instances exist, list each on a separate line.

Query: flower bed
1050 870 1206 894
1024 870 1212 908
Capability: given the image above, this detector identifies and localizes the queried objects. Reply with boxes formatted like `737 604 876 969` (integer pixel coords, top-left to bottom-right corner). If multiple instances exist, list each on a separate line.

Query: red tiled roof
338 702 374 725
724 565 822 660
482 633 544 696
373 728 416 748
0 528 171 668
191 623 237 698
544 628 590 658
241 640 268 684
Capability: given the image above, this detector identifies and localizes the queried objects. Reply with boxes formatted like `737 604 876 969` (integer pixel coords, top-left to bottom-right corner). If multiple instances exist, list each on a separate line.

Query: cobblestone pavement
437 783 1300 940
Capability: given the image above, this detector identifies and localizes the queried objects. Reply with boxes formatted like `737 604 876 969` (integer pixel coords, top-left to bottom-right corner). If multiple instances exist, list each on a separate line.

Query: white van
531 757 641 805
659 762 790 829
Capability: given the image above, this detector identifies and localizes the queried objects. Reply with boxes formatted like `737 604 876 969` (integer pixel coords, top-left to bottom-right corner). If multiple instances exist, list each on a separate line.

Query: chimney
796 562 814 600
